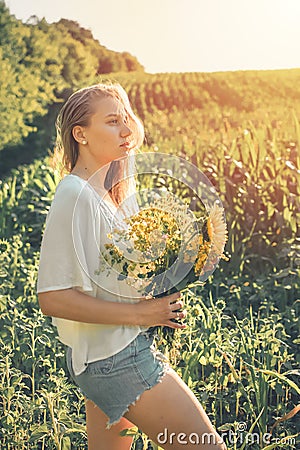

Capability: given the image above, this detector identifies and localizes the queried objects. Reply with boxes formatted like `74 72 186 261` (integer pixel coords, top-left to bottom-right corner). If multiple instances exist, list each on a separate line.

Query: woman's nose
121 122 132 137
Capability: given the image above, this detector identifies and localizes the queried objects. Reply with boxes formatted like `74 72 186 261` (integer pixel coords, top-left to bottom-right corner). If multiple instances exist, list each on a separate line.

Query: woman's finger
171 310 187 319
166 320 187 329
171 300 183 311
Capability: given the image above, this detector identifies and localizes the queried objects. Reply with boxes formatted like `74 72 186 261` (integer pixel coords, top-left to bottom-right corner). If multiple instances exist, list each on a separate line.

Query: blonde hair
54 82 144 205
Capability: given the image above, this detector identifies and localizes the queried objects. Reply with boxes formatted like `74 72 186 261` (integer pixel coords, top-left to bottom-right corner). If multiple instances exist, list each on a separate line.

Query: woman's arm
38 289 186 329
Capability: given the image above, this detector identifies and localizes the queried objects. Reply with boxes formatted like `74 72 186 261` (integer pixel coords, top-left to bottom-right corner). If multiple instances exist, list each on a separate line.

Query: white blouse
37 174 146 376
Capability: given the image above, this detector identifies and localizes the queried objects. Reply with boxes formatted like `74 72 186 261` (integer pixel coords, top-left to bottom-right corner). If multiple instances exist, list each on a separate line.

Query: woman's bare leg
124 368 227 450
85 398 134 450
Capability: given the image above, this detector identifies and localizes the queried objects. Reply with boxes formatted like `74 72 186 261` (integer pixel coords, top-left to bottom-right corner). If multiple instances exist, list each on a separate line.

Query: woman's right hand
38 288 187 328
136 292 187 329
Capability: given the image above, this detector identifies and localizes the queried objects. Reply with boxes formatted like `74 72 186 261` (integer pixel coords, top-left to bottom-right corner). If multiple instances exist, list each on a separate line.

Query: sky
5 0 300 74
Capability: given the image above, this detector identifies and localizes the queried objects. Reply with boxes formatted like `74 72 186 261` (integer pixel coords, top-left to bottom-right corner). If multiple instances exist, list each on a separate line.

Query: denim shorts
66 331 170 429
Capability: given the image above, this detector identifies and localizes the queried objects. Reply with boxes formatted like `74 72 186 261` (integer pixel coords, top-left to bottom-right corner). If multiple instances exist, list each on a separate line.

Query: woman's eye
108 117 128 125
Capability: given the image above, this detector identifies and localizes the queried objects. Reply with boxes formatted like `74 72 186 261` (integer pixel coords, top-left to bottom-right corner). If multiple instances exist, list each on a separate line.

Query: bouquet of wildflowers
100 192 228 342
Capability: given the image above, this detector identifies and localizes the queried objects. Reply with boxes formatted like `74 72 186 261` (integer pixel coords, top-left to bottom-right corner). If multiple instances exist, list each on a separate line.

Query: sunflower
207 202 228 255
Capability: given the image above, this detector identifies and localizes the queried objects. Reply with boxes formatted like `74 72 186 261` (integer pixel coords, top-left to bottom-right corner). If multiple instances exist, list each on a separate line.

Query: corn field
0 72 299 449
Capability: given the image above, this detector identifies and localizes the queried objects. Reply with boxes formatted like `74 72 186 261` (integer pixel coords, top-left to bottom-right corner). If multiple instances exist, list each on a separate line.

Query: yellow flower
207 202 228 255
126 206 181 257
194 241 211 276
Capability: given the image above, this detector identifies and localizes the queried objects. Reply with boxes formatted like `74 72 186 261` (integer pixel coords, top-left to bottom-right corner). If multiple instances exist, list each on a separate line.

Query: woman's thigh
85 398 134 450
124 368 227 450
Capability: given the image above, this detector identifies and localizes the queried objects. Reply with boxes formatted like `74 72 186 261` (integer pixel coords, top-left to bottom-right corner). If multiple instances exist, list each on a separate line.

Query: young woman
37 83 227 450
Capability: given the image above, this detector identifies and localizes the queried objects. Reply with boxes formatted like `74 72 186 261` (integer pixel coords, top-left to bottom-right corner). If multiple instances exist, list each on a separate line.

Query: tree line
0 1 144 153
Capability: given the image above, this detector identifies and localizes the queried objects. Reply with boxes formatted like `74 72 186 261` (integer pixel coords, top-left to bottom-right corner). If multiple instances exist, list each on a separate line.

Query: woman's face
79 95 133 166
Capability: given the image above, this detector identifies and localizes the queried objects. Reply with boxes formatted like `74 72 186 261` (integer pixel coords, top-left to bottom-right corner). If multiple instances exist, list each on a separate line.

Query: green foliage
0 235 87 449
0 2 144 153
0 160 60 247
0 4 62 149
56 19 144 75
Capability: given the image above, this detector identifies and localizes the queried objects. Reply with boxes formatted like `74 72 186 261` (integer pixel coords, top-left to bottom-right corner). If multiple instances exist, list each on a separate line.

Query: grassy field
0 70 299 449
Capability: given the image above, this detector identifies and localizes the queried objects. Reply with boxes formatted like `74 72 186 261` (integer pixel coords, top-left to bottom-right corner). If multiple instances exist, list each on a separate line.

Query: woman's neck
71 162 111 190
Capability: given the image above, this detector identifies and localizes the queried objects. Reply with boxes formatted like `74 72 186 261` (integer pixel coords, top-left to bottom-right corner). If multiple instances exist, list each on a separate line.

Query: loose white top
37 174 146 376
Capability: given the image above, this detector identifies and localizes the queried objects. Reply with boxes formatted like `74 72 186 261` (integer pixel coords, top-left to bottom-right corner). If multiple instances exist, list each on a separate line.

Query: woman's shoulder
56 173 86 192
50 174 97 215
55 174 92 201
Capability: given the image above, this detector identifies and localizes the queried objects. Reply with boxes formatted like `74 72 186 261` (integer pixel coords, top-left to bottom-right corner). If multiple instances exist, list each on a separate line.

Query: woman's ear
72 125 87 144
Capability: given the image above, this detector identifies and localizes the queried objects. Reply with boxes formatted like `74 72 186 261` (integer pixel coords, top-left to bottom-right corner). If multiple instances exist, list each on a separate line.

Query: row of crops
109 70 300 121
0 70 299 449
